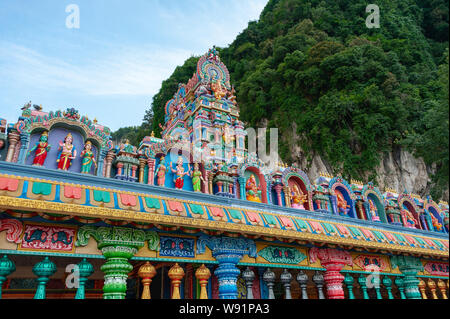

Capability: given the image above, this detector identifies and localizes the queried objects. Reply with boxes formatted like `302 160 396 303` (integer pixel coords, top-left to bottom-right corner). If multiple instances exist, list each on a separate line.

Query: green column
395 277 407 299
75 226 159 300
32 257 56 299
0 255 16 299
371 275 382 299
344 273 355 299
391 256 423 299
358 274 369 299
382 276 394 299
75 258 94 299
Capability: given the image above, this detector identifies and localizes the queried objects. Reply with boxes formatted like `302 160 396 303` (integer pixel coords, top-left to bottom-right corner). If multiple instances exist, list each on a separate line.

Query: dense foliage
114 0 449 199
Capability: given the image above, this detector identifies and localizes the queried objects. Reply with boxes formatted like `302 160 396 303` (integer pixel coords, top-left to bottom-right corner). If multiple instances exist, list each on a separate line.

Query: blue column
213 250 243 299
17 133 30 164
96 148 107 177
330 195 338 215
238 177 246 200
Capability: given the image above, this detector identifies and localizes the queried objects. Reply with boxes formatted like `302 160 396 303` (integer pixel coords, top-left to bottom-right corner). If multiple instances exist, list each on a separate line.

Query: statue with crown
28 131 51 166
56 133 77 171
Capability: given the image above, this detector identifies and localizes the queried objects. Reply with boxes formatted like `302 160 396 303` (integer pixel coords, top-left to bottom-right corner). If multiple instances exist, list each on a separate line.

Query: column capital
309 247 353 269
196 235 256 258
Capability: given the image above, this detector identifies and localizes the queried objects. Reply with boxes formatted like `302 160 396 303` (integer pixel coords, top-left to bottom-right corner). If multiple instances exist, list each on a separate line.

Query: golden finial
93 118 98 124
168 263 185 299
195 264 211 299
437 279 448 299
138 262 156 299
151 131 155 137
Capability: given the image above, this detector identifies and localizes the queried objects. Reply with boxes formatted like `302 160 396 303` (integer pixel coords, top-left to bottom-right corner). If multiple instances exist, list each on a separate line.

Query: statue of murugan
246 175 262 203
56 133 76 171
191 163 205 193
155 156 167 187
291 184 307 209
170 156 191 190
336 190 350 215
28 131 51 166
80 141 97 174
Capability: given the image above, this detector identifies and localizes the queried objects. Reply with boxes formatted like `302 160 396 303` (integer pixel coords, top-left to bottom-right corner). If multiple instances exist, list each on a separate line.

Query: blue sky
0 0 267 131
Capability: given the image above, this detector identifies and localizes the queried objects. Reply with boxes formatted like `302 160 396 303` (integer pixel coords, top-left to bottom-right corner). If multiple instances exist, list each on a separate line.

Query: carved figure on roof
80 141 97 174
246 175 262 203
56 133 76 171
211 80 226 100
368 198 380 221
336 190 350 215
195 83 211 98
401 209 416 228
170 156 191 190
28 131 51 167
291 184 307 209
191 163 205 193
155 156 167 187
227 85 237 105
429 213 443 231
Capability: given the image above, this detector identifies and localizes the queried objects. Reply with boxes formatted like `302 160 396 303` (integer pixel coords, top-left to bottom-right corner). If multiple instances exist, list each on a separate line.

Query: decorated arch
397 193 423 230
362 183 387 223
329 177 356 218
424 198 445 233
282 168 313 210
238 163 268 204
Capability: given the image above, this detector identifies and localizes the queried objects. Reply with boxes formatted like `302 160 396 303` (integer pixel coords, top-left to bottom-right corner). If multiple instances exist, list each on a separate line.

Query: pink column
116 163 124 176
131 165 138 179
6 132 20 162
274 185 283 206
309 247 353 299
217 182 223 193
104 151 115 178
147 158 155 185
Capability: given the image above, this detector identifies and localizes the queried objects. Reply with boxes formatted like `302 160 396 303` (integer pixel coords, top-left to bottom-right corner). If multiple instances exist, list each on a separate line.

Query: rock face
283 123 449 201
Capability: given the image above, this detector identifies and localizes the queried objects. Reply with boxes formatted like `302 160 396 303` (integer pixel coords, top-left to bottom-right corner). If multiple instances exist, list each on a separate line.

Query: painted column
138 158 146 183
309 248 353 299
75 258 94 299
17 132 30 164
104 151 115 178
138 261 156 299
274 185 283 206
438 279 448 299
242 267 255 299
382 276 394 299
5 131 20 162
196 235 256 299
358 274 369 299
390 255 423 299
394 277 407 299
280 269 292 299
33 257 57 299
372 275 382 299
147 158 155 185
168 263 185 299
296 271 309 299
343 273 355 299
312 271 326 299
418 279 428 299
75 226 159 300
427 279 439 299
263 268 275 299
238 176 246 200
0 255 15 299
195 264 211 299
283 186 291 208
96 148 107 177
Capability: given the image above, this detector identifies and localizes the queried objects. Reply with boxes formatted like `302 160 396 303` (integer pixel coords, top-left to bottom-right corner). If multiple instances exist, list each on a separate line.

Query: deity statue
368 199 380 221
290 184 307 209
191 163 205 193
56 133 76 171
429 213 443 231
28 131 51 166
401 209 416 228
170 156 191 190
246 175 262 203
80 141 97 174
211 80 226 100
227 86 237 106
155 156 167 187
336 190 350 215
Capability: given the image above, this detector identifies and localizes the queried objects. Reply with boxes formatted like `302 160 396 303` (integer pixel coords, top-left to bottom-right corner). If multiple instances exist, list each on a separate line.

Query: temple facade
0 49 448 300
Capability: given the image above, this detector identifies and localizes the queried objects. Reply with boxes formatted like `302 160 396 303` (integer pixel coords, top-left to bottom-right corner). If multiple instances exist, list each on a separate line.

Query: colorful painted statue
246 175 262 203
191 163 205 192
28 131 51 166
211 80 226 100
170 156 191 190
368 199 380 221
80 141 97 174
291 184 307 209
56 133 76 171
401 209 416 228
336 190 350 215
429 213 443 231
155 156 167 187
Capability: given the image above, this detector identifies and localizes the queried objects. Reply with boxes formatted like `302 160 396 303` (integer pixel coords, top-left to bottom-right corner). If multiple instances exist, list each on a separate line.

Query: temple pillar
394 277 407 299
274 185 283 206
138 262 156 299
309 247 353 299
197 235 256 299
312 271 326 299
296 271 309 299
280 269 292 299
438 279 448 299
242 267 255 299
138 158 146 183
75 258 94 299
147 158 155 185
263 268 275 299
6 131 20 162
358 274 369 299
168 263 185 299
104 151 115 178
17 132 30 164
427 279 439 299
390 255 423 299
75 226 159 299
382 276 394 299
344 273 355 299
0 255 15 299
96 148 107 177
131 165 138 182
418 279 428 299
195 264 211 299
238 176 246 200
33 257 56 299
283 186 291 208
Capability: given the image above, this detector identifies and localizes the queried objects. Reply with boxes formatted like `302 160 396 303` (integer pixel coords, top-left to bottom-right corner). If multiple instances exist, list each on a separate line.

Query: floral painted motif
19 224 76 252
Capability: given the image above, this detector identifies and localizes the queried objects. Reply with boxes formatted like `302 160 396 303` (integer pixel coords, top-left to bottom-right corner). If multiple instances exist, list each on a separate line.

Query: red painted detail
309 221 323 233
64 186 82 199
0 177 19 192
404 235 416 245
209 207 224 217
0 219 23 243
382 231 396 242
246 212 260 223
168 200 184 212
120 194 137 207
336 225 350 236
279 216 293 228
361 229 375 241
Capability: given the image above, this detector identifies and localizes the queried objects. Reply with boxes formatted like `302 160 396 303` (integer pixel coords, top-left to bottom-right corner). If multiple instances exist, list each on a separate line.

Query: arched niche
240 165 267 204
362 184 387 223
26 123 99 174
329 177 356 218
424 199 445 233
158 149 193 192
398 194 423 230
282 169 313 211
